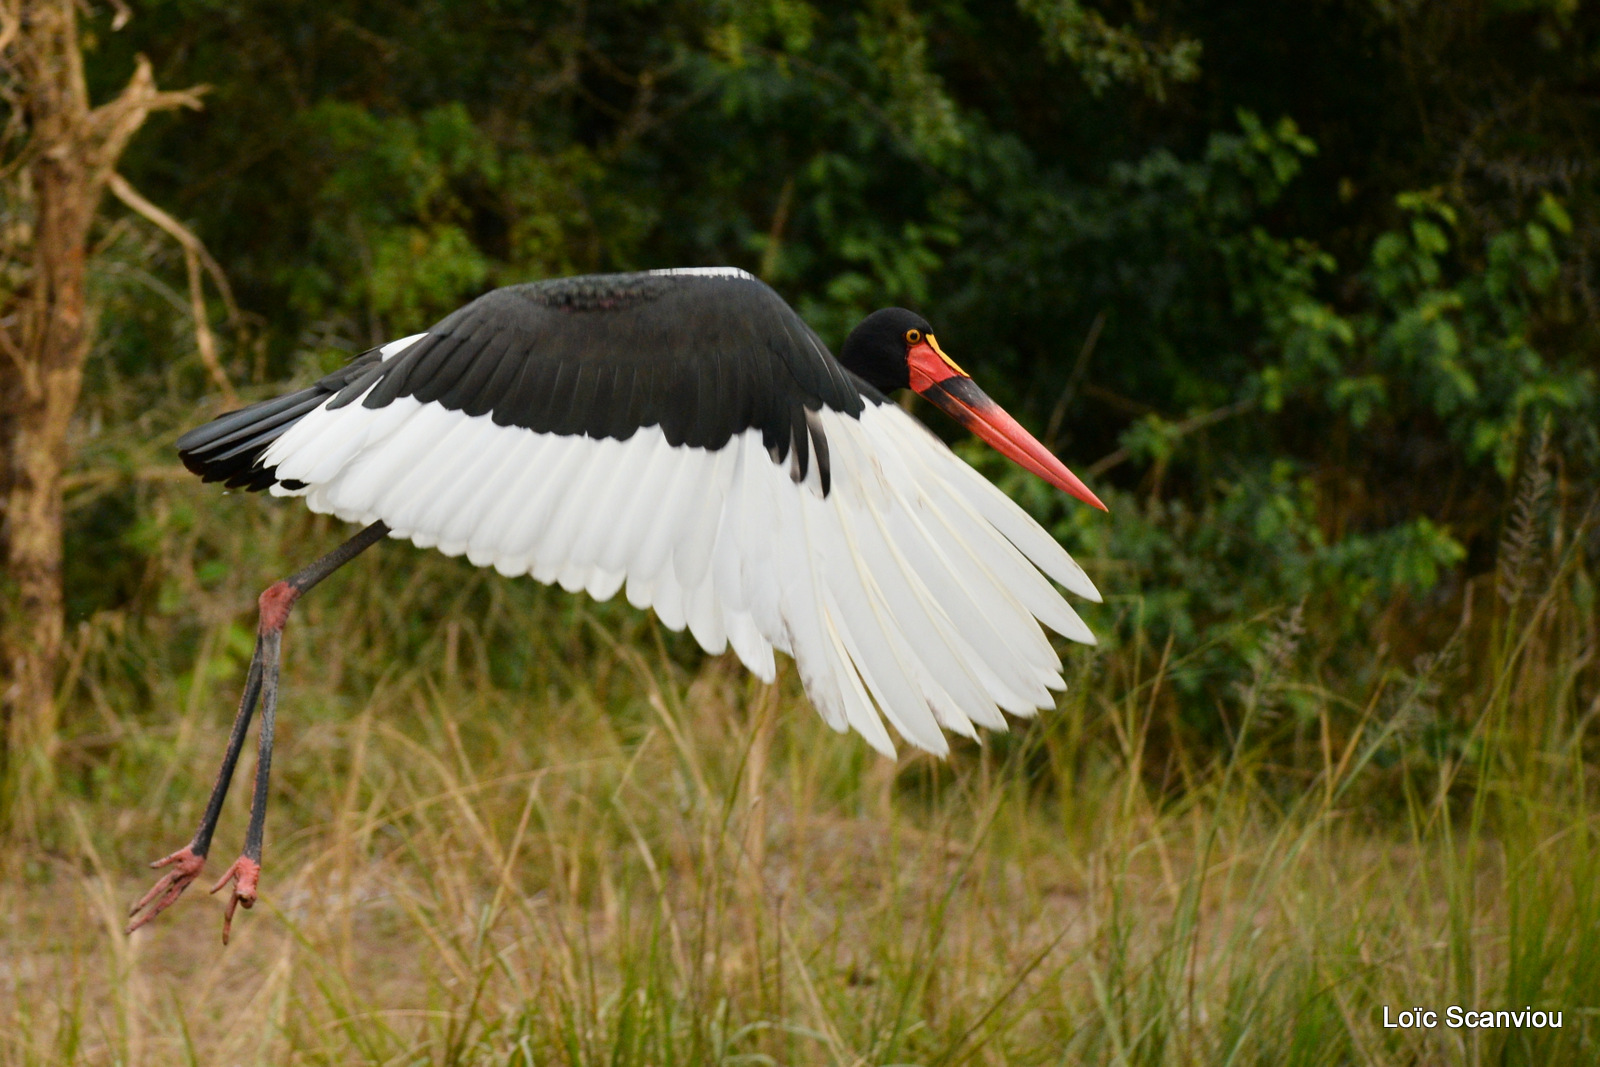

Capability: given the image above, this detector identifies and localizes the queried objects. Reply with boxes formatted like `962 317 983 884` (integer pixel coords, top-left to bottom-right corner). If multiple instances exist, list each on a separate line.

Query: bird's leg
127 521 390 941
126 645 264 932
209 628 279 943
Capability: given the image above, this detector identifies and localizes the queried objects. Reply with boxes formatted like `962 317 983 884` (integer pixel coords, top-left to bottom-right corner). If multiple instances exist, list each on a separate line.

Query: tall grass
3 400 1596 1064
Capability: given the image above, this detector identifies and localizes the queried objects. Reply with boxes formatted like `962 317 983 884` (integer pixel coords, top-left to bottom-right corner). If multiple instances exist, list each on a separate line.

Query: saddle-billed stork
127 267 1106 941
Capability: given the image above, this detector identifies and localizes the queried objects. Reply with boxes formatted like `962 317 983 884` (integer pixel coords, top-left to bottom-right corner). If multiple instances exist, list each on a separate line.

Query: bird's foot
126 845 207 934
209 855 260 945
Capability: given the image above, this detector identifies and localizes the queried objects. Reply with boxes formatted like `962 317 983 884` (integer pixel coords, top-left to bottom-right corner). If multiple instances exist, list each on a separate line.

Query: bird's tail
176 349 384 492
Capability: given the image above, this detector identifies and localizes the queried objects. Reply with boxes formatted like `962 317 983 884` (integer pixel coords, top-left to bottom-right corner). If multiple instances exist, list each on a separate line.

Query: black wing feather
525 358 569 431
357 340 425 409
177 349 384 485
412 333 475 405
440 330 512 416
178 270 863 494
475 332 528 418
609 367 640 440
557 363 599 438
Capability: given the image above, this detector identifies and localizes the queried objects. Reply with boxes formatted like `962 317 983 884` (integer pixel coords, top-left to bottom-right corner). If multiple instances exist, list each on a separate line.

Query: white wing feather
262 391 1100 755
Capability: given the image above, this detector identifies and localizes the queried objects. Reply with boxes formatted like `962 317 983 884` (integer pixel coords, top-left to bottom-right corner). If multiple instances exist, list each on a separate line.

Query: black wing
178 269 865 491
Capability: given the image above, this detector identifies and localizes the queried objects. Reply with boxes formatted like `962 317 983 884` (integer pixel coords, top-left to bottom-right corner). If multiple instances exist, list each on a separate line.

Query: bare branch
0 312 28 378
85 56 205 184
182 245 231 403
1087 399 1256 477
107 171 238 403
105 173 238 322
1044 310 1106 449
0 4 21 57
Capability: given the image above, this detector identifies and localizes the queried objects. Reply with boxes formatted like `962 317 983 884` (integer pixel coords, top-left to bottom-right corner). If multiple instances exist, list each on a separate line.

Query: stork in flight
127 267 1107 941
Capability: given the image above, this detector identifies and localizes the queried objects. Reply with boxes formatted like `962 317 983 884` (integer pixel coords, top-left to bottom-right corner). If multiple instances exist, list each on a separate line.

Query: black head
836 305 1109 511
838 308 934 393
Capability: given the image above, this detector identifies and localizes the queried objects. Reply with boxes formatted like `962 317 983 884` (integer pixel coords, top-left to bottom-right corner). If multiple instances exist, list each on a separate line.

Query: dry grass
3 475 1598 1065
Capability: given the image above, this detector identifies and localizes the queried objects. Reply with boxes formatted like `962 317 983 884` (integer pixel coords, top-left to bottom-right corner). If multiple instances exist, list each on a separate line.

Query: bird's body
135 266 1106 939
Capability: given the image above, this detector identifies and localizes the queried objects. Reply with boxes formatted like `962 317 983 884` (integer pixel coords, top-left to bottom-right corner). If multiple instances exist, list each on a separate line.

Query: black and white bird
127 266 1107 941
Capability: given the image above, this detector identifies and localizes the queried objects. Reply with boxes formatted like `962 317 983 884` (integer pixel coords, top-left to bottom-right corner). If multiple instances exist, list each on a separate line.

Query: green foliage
1264 185 1591 479
285 100 613 346
71 0 1598 773
1018 0 1202 98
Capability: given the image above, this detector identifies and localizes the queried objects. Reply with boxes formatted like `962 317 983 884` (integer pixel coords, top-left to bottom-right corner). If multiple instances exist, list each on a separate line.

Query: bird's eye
905 328 922 345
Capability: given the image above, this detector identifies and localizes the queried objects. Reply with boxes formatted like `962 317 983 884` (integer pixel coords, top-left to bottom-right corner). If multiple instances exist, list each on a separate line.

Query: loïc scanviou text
1382 1006 1562 1029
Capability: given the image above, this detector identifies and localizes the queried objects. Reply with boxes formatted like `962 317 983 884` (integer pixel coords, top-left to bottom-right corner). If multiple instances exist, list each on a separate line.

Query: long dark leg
208 630 281 943
127 521 390 940
125 647 265 931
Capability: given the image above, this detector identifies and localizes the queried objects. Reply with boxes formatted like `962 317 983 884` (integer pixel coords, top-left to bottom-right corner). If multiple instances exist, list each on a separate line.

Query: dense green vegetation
6 1 1596 1063
83 0 1595 726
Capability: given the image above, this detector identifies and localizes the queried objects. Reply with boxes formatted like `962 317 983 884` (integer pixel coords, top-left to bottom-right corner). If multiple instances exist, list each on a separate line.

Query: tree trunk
0 1 201 834
2 140 90 827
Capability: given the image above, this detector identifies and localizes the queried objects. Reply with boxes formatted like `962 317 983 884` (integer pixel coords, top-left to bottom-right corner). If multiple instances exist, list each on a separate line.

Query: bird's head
840 308 1107 511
